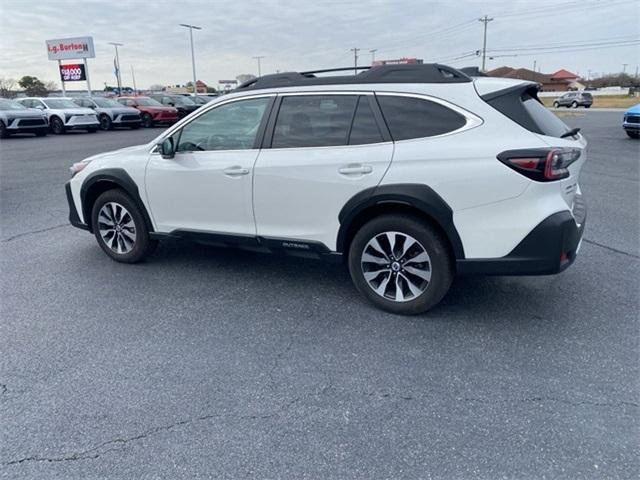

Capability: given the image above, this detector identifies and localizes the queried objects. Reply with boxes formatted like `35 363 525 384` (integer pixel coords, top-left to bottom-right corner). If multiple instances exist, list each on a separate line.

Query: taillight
497 148 581 182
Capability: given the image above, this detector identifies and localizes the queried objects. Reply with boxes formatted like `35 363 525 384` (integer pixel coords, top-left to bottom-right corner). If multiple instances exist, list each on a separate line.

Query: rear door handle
224 166 250 177
338 165 373 175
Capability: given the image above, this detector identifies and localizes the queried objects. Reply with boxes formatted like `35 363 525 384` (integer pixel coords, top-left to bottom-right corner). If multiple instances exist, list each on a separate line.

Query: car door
145 95 274 235
253 93 393 251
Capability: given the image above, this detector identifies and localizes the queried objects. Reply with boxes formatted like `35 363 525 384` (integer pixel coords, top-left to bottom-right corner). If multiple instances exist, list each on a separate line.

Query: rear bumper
456 204 586 276
65 181 89 231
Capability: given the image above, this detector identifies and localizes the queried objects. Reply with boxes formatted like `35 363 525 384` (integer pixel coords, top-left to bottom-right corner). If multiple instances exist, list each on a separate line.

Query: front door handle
338 164 373 175
224 166 250 177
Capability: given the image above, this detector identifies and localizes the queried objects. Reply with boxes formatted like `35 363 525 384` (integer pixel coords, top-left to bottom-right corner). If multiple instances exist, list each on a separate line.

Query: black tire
627 131 640 139
141 113 154 128
571 101 578 108
0 121 8 139
91 189 157 263
35 129 47 137
553 101 559 108
585 105 591 109
348 214 454 315
99 114 113 131
50 116 66 134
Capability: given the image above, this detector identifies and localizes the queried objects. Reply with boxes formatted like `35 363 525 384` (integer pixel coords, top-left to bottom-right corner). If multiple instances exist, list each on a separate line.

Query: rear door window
376 95 467 141
272 95 358 148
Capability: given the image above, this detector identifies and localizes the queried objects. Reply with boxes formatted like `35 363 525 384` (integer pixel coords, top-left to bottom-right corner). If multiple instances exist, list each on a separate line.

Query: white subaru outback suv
65 64 586 315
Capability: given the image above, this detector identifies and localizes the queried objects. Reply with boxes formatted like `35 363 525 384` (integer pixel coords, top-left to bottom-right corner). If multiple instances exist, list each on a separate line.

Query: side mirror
158 137 175 159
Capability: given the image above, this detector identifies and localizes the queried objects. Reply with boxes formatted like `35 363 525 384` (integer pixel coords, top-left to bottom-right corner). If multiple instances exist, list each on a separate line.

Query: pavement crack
582 238 639 259
463 395 638 409
0 383 7 394
1 224 68 243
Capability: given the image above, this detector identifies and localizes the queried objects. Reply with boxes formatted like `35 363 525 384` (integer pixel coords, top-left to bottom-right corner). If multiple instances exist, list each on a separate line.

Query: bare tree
45 81 59 93
0 77 17 98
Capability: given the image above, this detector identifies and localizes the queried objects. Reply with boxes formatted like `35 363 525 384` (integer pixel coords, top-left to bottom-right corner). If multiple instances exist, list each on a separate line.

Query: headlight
69 159 91 177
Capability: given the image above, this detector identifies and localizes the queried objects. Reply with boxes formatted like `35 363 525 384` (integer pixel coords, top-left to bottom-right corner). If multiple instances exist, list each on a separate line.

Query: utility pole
131 65 137 93
108 42 124 95
478 15 494 72
350 47 360 74
622 63 628 74
369 49 378 65
179 23 202 96
253 56 265 77
533 60 536 80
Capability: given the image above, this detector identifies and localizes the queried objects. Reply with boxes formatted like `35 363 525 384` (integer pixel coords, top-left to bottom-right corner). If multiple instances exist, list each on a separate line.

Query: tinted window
176 97 270 151
521 94 570 137
272 95 357 148
484 87 571 138
349 97 383 145
377 95 467 140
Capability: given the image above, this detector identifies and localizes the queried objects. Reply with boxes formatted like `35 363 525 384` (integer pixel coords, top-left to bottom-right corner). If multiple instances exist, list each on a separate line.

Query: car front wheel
571 101 578 108
91 189 156 263
141 113 153 128
348 214 454 315
51 117 65 134
627 131 640 139
99 114 112 130
553 101 559 108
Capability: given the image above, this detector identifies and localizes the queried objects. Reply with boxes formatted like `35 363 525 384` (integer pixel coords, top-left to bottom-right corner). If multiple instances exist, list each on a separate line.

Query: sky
0 0 638 90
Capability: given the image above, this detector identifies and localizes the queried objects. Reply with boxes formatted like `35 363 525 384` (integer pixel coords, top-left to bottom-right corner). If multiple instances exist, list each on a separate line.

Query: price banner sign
59 63 86 82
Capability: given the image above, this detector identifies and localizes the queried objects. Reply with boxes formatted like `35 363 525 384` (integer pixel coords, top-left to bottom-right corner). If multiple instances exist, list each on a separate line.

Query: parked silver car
0 98 49 138
73 97 142 130
16 97 99 134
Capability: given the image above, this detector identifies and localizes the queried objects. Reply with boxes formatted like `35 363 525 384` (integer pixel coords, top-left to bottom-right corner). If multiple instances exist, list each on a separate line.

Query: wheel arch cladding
337 184 465 259
80 168 154 233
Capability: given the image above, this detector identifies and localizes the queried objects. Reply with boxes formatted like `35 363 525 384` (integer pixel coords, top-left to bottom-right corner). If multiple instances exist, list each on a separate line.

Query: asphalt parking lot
1 112 638 479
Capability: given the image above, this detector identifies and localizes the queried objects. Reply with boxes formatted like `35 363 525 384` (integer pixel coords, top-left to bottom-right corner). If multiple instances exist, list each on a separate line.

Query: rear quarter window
376 95 467 141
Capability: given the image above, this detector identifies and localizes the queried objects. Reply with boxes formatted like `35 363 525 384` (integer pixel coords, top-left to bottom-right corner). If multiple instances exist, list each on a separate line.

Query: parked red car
116 96 178 128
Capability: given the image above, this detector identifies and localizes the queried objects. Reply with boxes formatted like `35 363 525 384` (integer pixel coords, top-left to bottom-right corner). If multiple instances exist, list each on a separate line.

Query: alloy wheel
360 231 431 302
97 202 136 254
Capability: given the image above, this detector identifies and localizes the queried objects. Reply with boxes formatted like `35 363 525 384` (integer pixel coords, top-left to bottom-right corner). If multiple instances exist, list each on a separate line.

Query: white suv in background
17 97 99 134
65 64 586 314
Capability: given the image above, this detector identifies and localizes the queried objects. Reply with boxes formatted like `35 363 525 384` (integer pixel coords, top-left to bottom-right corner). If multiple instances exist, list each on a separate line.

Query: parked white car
0 98 49 138
17 97 99 134
72 97 141 130
65 64 587 314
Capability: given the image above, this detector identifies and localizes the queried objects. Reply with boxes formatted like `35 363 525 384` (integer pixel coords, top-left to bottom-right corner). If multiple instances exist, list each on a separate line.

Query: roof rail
236 63 471 91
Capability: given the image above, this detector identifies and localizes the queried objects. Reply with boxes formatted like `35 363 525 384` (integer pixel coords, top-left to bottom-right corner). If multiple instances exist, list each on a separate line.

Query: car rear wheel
571 101 578 108
99 114 112 130
91 189 156 263
141 113 153 128
348 214 454 315
51 117 65 134
553 101 559 108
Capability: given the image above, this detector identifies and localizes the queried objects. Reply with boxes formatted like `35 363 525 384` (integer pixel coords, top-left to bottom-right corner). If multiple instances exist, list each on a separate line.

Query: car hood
52 107 97 115
81 144 149 164
0 109 46 118
625 103 640 115
97 107 140 115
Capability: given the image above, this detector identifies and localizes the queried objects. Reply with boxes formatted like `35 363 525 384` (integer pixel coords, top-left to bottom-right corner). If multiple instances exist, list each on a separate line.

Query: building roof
551 69 579 80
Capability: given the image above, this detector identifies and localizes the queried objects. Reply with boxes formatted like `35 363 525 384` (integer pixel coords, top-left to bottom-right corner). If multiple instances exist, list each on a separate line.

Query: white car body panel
66 76 586 266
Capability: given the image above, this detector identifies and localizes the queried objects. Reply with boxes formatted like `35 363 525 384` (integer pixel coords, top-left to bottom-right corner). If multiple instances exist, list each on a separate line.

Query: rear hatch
477 80 586 213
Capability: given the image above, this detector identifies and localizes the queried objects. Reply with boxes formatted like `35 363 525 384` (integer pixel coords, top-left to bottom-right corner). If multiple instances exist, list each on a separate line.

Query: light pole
179 23 202 96
253 56 265 77
350 47 360 74
108 42 124 94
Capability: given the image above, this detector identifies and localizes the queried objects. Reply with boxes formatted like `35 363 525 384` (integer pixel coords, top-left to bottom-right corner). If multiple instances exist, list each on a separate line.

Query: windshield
192 96 209 105
135 97 163 106
43 99 81 109
0 99 27 110
172 96 196 105
93 98 122 108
